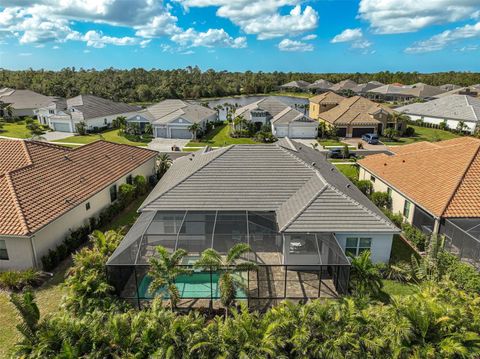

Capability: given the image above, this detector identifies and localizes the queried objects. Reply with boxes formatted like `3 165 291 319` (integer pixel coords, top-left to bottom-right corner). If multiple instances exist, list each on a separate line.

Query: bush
403 126 415 137
401 223 428 252
119 183 136 204
0 269 44 291
370 192 391 209
134 175 148 195
254 131 277 143
437 252 480 293
355 180 373 196
382 209 403 228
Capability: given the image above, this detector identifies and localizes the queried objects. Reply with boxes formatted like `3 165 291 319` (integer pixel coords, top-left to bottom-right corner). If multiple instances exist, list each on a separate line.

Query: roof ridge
20 140 33 167
441 142 480 217
4 172 30 235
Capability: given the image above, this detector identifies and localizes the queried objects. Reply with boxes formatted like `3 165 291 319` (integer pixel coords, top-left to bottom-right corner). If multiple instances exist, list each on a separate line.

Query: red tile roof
0 140 157 236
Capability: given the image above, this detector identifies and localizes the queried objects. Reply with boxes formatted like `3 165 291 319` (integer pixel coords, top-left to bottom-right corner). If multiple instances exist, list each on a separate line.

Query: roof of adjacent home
280 80 311 88
67 95 141 120
368 83 445 98
396 95 480 123
138 99 216 125
318 95 394 126
433 85 480 99
352 81 384 94
307 79 333 90
0 140 157 236
309 91 345 105
358 137 480 218
0 88 57 110
140 139 398 233
329 80 358 92
235 97 316 125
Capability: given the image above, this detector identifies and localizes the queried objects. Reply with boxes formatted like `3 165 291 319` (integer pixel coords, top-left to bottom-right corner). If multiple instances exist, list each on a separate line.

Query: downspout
432 217 441 235
29 235 39 268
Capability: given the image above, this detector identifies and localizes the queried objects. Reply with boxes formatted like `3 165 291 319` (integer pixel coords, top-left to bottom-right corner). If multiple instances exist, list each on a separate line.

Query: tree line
1 67 480 103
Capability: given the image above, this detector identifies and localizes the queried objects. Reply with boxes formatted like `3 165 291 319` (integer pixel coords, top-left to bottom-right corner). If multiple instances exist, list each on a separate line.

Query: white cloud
358 0 480 34
458 44 479 51
171 28 246 48
82 30 138 48
52 45 59 49
134 13 181 38
301 34 316 41
405 21 480 53
277 38 313 52
18 52 32 56
331 28 363 43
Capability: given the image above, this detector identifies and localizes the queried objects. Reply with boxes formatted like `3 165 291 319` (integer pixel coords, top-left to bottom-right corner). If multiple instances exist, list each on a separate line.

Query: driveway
342 138 388 151
147 138 190 152
43 131 75 141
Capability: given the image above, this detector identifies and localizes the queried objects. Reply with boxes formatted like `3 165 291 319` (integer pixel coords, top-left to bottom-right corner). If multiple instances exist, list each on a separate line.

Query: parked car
328 148 357 159
361 133 379 144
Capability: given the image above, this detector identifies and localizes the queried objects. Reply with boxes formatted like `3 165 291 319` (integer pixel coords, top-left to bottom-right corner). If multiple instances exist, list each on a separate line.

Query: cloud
134 12 181 38
277 38 313 52
301 34 317 40
331 28 373 52
458 44 479 51
18 52 32 56
405 21 480 53
82 30 139 48
171 28 247 48
358 0 480 34
175 1 318 39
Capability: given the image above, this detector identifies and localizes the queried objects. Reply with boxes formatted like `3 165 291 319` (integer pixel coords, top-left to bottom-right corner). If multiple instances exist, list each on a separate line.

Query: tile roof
67 95 140 120
352 81 384 94
396 95 480 123
307 79 333 90
0 139 157 236
140 140 398 233
358 137 480 218
369 83 445 99
141 99 216 124
280 80 311 88
329 80 358 92
309 91 345 105
318 96 394 126
0 88 56 110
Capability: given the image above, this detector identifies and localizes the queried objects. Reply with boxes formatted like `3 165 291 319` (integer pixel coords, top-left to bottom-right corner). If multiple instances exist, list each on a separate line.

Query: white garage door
155 127 167 138
274 126 288 138
290 126 317 139
170 128 192 139
52 122 71 132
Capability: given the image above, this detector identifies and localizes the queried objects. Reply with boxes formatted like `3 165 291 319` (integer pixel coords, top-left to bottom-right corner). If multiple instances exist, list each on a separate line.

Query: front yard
381 125 459 146
0 120 34 139
53 129 149 146
185 123 257 148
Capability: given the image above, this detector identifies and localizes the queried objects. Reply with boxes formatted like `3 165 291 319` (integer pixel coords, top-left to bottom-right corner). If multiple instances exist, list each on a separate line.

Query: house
439 84 462 92
433 85 480 99
309 91 345 119
314 94 405 138
235 97 318 138
358 137 480 268
307 79 333 93
0 88 57 118
368 83 445 102
279 80 311 91
396 95 480 134
0 139 157 270
106 139 399 303
35 98 67 127
352 81 384 95
126 100 217 139
329 80 358 93
37 94 141 133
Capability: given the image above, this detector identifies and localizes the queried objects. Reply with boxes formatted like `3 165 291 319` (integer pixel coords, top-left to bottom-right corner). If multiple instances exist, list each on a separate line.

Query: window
48 109 54 114
403 200 411 218
345 237 372 257
0 240 8 260
110 185 117 202
387 187 392 198
126 174 133 185
104 118 107 125
85 202 91 211
371 175 376 182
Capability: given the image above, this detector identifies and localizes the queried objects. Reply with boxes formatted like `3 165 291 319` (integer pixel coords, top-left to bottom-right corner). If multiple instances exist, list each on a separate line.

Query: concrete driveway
342 138 388 151
43 131 75 141
147 138 190 152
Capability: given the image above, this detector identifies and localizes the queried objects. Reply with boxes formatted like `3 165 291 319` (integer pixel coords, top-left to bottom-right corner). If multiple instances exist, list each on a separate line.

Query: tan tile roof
0 139 157 236
309 91 345 105
319 96 394 126
359 137 480 217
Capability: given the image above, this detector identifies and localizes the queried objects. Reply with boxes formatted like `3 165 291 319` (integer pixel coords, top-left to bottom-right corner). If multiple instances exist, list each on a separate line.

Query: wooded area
1 67 480 103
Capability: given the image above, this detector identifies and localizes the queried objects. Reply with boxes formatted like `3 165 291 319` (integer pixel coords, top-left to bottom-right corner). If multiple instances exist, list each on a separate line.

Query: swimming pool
138 272 247 299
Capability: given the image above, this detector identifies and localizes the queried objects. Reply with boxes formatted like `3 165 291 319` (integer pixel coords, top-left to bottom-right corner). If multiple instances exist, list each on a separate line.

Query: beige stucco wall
359 166 415 224
0 236 34 270
0 158 155 271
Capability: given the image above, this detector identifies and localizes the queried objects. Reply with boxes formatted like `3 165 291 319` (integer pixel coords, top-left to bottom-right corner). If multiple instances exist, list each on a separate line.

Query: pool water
138 272 247 299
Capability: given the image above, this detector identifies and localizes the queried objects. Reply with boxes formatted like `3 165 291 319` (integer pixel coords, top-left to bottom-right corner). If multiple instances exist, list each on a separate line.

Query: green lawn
382 280 417 296
186 124 257 147
53 129 148 146
335 164 359 181
381 125 459 146
319 139 351 147
0 120 32 139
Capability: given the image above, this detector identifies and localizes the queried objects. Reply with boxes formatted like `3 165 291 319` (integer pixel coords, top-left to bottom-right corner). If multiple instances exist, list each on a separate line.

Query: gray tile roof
396 95 480 123
140 141 398 233
67 95 140 120
280 80 311 88
352 81 384 94
143 99 216 124
0 88 56 109
329 80 358 92
369 83 445 99
307 79 333 90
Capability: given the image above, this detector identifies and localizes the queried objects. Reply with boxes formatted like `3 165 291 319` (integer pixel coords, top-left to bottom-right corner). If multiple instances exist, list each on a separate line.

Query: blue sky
0 0 479 72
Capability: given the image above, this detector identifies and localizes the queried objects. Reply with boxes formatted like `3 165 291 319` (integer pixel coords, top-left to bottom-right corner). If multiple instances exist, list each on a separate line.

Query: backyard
185 123 257 148
0 119 36 139
381 125 459 146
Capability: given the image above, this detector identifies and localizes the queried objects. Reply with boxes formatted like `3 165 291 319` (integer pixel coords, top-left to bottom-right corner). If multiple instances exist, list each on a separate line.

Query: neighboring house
315 93 405 138
0 88 57 118
279 80 311 91
433 85 480 99
0 139 157 270
358 137 480 268
368 83 446 102
329 80 358 93
396 95 480 134
235 97 318 138
309 91 345 120
41 95 141 133
35 98 67 127
107 140 398 302
352 81 384 95
127 99 217 139
307 79 333 93
439 84 462 92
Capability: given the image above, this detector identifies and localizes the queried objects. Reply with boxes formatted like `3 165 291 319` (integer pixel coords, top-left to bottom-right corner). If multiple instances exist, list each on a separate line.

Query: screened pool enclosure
107 210 351 308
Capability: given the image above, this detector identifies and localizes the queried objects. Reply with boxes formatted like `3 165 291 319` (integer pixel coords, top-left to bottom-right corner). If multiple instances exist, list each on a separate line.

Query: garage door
352 127 375 138
170 128 192 139
155 127 167 138
336 127 347 137
52 122 71 132
290 126 317 138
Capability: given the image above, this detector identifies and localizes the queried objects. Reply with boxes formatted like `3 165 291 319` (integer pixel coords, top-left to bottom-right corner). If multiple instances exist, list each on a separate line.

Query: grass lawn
53 129 149 146
329 158 357 163
185 124 257 147
381 125 459 146
335 164 359 181
319 139 350 147
382 280 417 296
0 120 32 139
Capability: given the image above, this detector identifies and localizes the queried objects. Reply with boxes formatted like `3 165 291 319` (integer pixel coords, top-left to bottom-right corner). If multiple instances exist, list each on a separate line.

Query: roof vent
64 155 71 161
346 184 351 188
402 159 406 163
330 167 335 171
189 157 193 161
311 162 316 166
384 163 387 166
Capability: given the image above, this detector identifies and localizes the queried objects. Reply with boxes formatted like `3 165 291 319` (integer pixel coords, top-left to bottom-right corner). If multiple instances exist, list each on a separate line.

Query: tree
112 116 126 130
188 123 201 140
0 117 5 133
456 120 468 134
26 118 46 140
342 144 350 159
349 251 384 298
148 246 191 310
75 121 87 135
157 153 172 179
195 243 256 312
370 191 391 210
10 290 40 357
384 127 399 140
388 112 409 134
356 180 373 196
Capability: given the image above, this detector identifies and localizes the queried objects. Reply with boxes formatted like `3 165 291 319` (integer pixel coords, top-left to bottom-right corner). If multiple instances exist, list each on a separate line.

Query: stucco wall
0 236 34 270
335 233 394 263
408 114 477 134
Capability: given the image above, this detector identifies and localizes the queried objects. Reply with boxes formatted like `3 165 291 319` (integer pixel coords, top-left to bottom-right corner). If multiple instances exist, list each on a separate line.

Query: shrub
75 121 87 135
403 126 415 137
0 269 44 291
119 183 136 204
437 252 480 294
370 192 391 210
382 209 403 228
401 223 428 252
133 175 148 195
355 180 373 196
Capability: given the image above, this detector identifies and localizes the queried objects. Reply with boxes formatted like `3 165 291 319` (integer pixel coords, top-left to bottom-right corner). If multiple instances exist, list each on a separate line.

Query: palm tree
349 250 384 298
195 243 256 312
148 246 191 310
10 290 40 356
389 112 409 134
88 229 123 256
156 153 172 179
188 123 201 140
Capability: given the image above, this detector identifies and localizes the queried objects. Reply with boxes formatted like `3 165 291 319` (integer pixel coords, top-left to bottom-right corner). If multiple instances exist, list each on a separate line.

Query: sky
0 0 480 73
